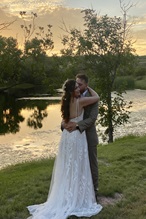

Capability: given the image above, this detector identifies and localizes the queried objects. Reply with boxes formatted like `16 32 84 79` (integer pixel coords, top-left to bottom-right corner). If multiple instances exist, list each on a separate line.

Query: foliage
113 76 135 90
24 26 54 57
19 11 58 94
61 8 136 143
0 8 145 103
134 67 146 77
20 11 37 43
20 11 54 56
0 36 22 85
99 92 132 129
135 76 146 90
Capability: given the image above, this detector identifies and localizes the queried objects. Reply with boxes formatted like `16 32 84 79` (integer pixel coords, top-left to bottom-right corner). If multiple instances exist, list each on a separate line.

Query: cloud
36 7 84 54
0 0 65 16
128 15 146 36
133 28 146 40
132 26 146 55
0 6 83 54
0 3 145 56
133 15 146 24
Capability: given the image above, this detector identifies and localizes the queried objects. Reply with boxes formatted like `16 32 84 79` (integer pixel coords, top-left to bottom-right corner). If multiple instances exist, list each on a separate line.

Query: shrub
113 76 135 91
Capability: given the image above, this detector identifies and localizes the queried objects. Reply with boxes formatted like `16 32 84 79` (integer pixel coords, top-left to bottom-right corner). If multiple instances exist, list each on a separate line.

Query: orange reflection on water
0 103 62 144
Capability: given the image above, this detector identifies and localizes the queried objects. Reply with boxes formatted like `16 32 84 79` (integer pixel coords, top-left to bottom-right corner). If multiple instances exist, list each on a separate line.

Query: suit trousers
88 143 98 191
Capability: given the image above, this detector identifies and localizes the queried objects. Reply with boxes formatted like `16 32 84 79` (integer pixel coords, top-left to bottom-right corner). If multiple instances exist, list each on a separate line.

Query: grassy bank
0 135 146 219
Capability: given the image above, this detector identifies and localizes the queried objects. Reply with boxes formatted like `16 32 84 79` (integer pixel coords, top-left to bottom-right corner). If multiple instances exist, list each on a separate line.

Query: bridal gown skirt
27 113 102 219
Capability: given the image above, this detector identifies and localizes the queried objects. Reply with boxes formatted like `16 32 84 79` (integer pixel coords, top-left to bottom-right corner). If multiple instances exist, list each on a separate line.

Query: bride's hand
65 122 77 132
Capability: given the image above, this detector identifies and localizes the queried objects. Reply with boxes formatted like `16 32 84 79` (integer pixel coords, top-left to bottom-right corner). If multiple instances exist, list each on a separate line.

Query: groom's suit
77 90 99 192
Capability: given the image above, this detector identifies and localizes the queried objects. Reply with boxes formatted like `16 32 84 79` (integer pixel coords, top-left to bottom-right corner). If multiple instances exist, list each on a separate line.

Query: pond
0 89 146 169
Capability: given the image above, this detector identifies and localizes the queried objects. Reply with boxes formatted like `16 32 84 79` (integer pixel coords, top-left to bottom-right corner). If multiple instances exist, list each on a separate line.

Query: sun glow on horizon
0 0 146 56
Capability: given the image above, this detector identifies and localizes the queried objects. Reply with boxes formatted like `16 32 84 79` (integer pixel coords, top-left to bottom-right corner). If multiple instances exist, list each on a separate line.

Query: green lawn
0 135 146 219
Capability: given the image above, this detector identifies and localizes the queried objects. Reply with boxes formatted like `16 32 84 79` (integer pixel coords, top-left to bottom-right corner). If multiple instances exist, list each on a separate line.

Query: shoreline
1 90 146 170
0 130 61 170
1 130 146 170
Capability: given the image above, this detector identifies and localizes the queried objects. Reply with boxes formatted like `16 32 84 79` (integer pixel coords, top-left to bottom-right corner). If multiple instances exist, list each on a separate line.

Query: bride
27 79 102 219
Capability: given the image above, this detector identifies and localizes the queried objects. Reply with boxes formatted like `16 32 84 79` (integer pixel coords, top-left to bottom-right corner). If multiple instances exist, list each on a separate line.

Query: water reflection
0 95 24 135
27 107 48 129
0 94 62 169
0 94 60 135
0 90 146 169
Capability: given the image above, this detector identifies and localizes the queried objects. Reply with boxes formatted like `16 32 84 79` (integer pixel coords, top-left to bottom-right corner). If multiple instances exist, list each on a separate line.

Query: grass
0 159 54 219
97 135 146 219
0 135 146 219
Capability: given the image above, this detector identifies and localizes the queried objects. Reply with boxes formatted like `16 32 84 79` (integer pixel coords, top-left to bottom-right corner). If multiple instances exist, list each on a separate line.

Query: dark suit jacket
78 90 98 147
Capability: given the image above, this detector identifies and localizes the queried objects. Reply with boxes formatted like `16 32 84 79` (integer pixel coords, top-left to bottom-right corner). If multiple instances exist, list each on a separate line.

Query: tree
0 20 16 32
20 11 37 45
0 36 22 86
19 12 55 92
61 2 135 143
20 11 54 55
20 30 54 88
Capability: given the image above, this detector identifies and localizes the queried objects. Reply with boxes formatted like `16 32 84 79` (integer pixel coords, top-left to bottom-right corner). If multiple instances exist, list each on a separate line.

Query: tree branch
0 20 16 31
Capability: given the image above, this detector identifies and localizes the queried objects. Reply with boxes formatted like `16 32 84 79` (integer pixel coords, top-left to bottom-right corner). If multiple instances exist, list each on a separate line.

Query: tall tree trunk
107 91 113 143
108 118 113 143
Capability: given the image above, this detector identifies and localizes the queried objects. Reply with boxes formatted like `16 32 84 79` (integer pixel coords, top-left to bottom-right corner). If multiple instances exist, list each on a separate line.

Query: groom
64 73 99 202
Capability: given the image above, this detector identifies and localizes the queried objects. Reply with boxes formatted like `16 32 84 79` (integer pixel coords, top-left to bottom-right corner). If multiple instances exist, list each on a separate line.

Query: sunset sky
0 0 146 55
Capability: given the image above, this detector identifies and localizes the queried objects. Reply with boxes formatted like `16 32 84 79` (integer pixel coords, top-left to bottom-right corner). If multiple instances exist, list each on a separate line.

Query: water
114 89 146 138
0 90 146 169
97 89 146 142
0 96 62 169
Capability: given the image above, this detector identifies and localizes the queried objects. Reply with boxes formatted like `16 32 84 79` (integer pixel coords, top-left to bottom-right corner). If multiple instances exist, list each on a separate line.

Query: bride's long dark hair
61 79 76 123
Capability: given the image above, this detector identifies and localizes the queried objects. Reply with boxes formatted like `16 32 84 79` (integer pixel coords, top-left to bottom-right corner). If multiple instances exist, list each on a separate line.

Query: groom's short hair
76 73 88 84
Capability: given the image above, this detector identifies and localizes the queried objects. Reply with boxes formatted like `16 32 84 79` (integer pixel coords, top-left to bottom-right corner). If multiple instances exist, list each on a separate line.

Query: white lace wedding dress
27 111 102 219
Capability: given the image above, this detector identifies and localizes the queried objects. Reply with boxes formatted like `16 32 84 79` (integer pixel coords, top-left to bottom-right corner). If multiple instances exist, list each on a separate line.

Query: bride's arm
79 87 100 108
61 88 99 133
